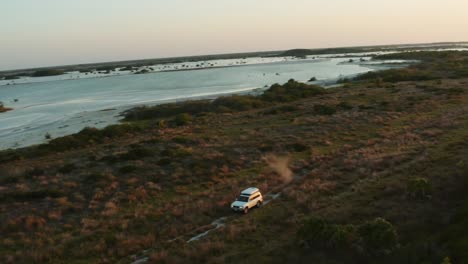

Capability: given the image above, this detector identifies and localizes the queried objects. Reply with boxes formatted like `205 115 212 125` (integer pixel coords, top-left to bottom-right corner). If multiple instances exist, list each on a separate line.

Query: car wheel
243 207 249 214
256 201 262 208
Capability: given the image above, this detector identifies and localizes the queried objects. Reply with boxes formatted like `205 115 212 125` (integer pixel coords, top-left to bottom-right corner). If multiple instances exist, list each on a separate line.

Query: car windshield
236 196 249 202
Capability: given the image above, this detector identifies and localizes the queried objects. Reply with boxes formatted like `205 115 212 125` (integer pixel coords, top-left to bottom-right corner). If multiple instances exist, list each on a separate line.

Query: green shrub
0 150 23 163
355 68 436 83
125 100 212 121
358 217 399 256
96 66 116 71
120 147 153 160
82 173 107 184
101 124 142 138
32 69 65 77
0 189 64 202
58 164 76 174
443 197 468 263
172 136 195 144
27 167 44 176
289 142 309 152
157 158 172 166
261 79 325 102
4 75 21 80
298 217 398 256
119 165 137 174
441 257 452 264
174 113 193 126
213 95 264 111
262 105 299 115
298 217 357 249
298 217 336 247
407 177 432 199
43 124 141 152
337 101 353 110
314 104 337 115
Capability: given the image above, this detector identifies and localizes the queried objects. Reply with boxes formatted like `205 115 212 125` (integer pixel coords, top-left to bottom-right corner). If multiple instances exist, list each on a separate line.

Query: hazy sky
1 0 467 70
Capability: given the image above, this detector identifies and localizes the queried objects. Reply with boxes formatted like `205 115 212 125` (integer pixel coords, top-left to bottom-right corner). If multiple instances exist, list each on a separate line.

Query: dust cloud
263 154 293 183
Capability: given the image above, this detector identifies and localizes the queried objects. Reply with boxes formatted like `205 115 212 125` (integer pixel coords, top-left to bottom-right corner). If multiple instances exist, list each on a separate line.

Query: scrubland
1 51 468 263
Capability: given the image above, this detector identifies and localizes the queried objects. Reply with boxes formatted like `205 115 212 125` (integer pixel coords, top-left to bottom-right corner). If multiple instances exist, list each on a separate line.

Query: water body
0 55 401 150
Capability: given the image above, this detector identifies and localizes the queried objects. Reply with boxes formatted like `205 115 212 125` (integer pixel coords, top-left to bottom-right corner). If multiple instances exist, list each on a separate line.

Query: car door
249 194 258 207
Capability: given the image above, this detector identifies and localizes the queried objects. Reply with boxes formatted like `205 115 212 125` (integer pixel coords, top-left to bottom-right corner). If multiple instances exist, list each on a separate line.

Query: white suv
231 187 263 214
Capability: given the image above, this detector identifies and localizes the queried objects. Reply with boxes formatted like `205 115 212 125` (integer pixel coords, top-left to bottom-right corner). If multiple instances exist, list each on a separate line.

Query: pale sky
1 0 467 71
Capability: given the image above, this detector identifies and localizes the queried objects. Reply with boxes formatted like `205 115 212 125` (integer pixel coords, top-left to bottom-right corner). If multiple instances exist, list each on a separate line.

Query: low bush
261 105 299 115
58 164 76 174
31 69 65 77
43 124 142 152
173 113 193 126
124 100 212 121
119 165 138 174
297 217 357 249
261 79 325 102
27 167 44 176
314 104 337 115
0 150 23 163
355 68 437 83
358 218 399 256
407 177 432 199
120 147 153 160
337 101 353 110
82 172 107 184
298 217 398 256
213 95 265 111
0 189 64 202
288 142 309 152
172 136 195 144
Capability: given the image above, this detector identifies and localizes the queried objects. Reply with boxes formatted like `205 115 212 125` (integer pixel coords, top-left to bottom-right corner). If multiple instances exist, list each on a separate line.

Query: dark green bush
172 136 195 144
120 147 153 160
157 158 172 166
261 79 325 102
32 69 65 77
125 100 212 121
0 150 23 163
101 124 142 138
262 105 299 115
96 66 116 71
298 217 398 256
407 177 432 199
289 142 309 152
314 104 337 115
337 101 353 110
44 124 141 152
27 167 44 176
4 75 21 80
298 217 357 249
119 165 137 174
358 217 399 256
174 113 193 126
355 68 436 83
213 95 265 111
58 164 76 174
0 189 64 202
82 173 107 184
